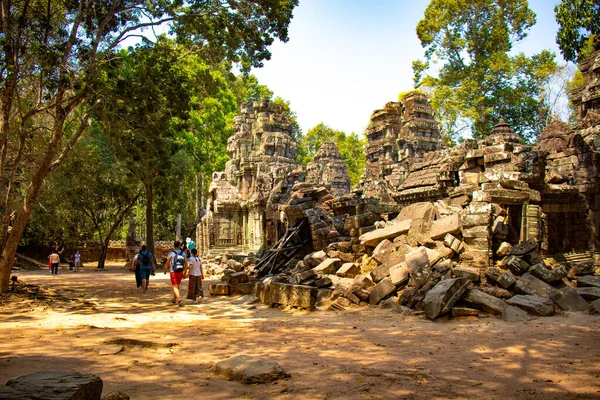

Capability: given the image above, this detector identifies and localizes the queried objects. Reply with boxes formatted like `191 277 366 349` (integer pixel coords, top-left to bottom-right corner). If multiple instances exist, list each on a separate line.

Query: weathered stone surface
372 239 393 264
506 295 555 316
336 262 360 278
359 219 412 247
389 263 410 286
352 275 374 289
293 269 318 284
501 255 529 275
229 271 249 285
306 141 351 197
452 266 480 282
313 258 342 275
214 355 290 384
264 282 318 310
522 251 544 266
451 307 480 317
423 278 470 319
514 273 557 298
577 275 600 287
576 287 600 301
496 242 512 256
507 238 538 256
370 264 391 283
314 277 333 288
568 262 595 278
305 250 328 268
209 282 230 296
1 371 103 400
496 270 517 289
502 305 533 322
430 214 461 240
406 246 431 288
528 262 555 283
485 267 502 282
591 299 600 314
550 287 590 312
462 289 507 315
369 278 397 305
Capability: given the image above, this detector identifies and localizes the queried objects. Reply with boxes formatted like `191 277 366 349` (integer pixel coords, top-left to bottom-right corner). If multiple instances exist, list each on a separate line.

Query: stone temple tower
306 141 351 197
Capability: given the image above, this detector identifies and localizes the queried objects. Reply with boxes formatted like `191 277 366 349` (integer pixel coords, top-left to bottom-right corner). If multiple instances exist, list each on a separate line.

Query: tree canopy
413 0 557 143
555 0 600 63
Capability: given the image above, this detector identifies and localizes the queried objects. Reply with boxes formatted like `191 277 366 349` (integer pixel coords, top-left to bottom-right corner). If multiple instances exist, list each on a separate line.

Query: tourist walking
164 240 188 306
186 248 203 303
49 249 60 275
74 250 82 272
136 245 153 293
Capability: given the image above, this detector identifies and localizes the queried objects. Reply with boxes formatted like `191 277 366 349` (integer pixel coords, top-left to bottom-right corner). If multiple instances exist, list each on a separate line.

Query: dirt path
1 263 600 399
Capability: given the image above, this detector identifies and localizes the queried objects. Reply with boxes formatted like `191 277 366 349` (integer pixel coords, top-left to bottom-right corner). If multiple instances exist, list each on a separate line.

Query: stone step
549 251 594 266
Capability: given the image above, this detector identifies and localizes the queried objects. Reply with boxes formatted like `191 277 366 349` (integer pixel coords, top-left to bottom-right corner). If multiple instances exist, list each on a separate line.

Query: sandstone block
496 270 517 289
501 255 529 275
528 262 554 283
209 283 230 296
214 355 290 384
507 238 538 256
568 262 595 278
313 258 342 275
501 305 532 322
514 273 557 298
496 242 512 256
389 263 410 286
1 371 103 400
369 278 397 305
229 271 249 285
577 275 600 287
576 287 600 301
370 264 391 283
423 278 470 319
451 307 480 317
550 287 590 312
506 295 555 316
293 269 318 284
430 214 461 240
230 283 254 296
352 275 374 289
452 266 480 282
462 289 507 315
266 282 318 310
359 219 412 247
462 225 490 239
406 246 431 288
372 239 393 264
336 262 360 278
314 277 333 288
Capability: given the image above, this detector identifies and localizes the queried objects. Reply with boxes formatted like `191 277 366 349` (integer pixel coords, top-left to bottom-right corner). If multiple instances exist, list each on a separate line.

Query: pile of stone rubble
206 200 600 321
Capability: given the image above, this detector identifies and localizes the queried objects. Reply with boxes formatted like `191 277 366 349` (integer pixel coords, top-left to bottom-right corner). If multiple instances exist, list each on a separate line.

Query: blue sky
251 0 565 136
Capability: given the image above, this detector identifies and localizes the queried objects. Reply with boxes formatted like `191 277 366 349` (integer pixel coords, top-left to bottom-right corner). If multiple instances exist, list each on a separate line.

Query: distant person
67 255 74 271
186 248 203 303
74 250 81 272
136 245 153 293
187 237 196 252
132 250 142 289
49 249 60 275
164 240 188 306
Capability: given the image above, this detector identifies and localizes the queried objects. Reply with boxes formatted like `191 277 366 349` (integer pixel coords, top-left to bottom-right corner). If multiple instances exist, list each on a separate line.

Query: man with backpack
136 245 154 293
164 240 188 306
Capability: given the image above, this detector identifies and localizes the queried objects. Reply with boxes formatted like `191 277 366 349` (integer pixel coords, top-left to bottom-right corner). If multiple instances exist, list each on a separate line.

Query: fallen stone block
485 267 502 282
591 299 600 314
0 371 103 400
313 258 342 275
577 275 600 288
314 277 333 288
336 262 360 278
433 259 452 274
214 355 290 384
452 266 480 282
522 251 544 266
496 270 517 289
462 289 507 316
227 259 244 272
528 262 555 283
506 295 555 316
304 250 327 268
496 242 512 256
502 305 533 322
293 269 318 284
575 287 600 301
370 264 391 283
514 273 557 298
451 307 480 317
369 278 397 305
389 263 410 286
462 225 489 239
359 219 411 247
507 238 538 256
479 286 512 299
372 239 393 264
352 275 374 289
230 283 254 296
550 287 590 312
343 291 360 305
265 282 318 310
549 265 568 282
406 247 431 288
501 255 529 275
423 278 470 319
430 214 461 240
229 271 249 285
209 283 230 296
568 262 595 278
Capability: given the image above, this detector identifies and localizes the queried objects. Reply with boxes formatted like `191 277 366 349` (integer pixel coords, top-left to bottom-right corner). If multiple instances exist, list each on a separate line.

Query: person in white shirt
186 248 204 303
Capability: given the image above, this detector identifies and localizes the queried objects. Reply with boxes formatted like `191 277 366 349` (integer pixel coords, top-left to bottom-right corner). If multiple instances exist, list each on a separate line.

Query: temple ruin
199 42 600 318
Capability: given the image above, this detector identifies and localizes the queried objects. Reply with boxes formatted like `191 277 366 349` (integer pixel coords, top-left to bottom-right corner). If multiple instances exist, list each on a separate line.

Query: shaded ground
1 263 600 399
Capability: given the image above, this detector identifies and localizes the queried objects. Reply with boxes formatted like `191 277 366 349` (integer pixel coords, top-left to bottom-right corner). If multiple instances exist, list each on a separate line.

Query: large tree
555 0 600 63
0 0 297 292
413 0 557 142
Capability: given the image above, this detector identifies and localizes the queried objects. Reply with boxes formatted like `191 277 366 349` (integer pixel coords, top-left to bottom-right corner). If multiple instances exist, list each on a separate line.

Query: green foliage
228 74 274 104
555 1 600 63
298 123 366 187
414 0 557 143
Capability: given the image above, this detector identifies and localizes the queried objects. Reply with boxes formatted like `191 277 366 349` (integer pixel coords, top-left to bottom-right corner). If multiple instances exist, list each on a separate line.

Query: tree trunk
97 240 109 270
146 182 155 262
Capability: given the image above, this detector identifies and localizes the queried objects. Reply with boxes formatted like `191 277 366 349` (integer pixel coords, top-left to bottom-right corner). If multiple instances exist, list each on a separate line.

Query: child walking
186 248 204 303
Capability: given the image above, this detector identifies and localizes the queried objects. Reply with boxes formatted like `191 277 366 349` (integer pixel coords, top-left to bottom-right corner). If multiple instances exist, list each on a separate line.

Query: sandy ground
1 263 600 400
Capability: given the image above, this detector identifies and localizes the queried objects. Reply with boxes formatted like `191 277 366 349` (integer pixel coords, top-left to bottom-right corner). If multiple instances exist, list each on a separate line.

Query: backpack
171 249 185 272
138 251 151 266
